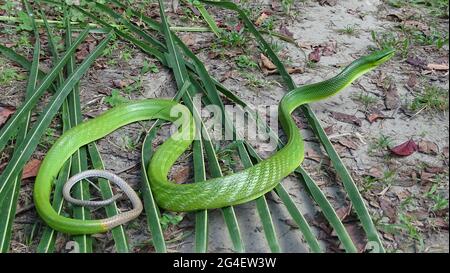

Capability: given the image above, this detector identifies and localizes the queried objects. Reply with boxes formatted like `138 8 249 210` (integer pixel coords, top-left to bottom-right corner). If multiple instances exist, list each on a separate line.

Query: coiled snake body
34 49 394 234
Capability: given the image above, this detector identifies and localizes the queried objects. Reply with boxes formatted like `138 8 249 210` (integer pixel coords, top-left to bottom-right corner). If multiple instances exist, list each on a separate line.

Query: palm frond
0 0 40 252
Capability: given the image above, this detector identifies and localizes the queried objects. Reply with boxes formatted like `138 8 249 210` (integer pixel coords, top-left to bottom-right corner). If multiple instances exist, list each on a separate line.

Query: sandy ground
0 0 448 252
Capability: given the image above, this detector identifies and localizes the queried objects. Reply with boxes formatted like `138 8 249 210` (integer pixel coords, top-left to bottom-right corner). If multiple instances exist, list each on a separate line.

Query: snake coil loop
63 170 143 228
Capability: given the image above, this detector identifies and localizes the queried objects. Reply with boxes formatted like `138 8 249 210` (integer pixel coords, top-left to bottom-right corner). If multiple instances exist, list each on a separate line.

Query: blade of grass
0 20 72 248
90 0 227 113
192 138 208 253
0 1 40 252
274 184 322 252
3 31 112 252
175 82 209 253
196 74 288 252
88 2 166 52
199 1 294 86
0 15 99 27
41 11 65 86
105 0 223 111
243 144 323 253
191 0 222 38
302 106 384 251
156 2 200 214
140 124 166 253
55 18 128 252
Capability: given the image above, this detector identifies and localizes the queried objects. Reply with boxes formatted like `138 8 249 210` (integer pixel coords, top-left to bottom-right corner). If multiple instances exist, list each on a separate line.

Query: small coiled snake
33 49 395 234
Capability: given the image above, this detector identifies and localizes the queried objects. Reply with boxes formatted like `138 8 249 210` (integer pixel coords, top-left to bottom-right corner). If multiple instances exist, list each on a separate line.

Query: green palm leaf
0 0 40 252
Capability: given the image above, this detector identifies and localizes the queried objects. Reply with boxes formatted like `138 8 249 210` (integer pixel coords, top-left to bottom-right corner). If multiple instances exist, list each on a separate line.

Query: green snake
33 49 395 234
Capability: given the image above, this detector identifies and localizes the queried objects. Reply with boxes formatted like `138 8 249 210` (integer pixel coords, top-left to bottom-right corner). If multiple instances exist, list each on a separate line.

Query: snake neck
278 56 378 151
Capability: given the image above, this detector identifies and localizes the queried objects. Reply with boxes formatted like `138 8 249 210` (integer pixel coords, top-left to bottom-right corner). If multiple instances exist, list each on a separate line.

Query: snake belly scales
33 49 395 234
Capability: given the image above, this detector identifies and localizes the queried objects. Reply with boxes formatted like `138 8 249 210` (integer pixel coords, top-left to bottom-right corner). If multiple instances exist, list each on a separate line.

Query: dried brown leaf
367 110 386 123
171 166 190 184
367 166 383 179
386 13 404 22
324 125 334 135
343 223 366 252
383 232 395 241
420 171 435 183
379 198 396 223
384 83 399 110
406 73 418 88
112 79 134 89
406 56 427 69
21 159 41 180
318 0 337 6
373 71 389 90
425 166 445 174
0 105 15 127
305 149 321 163
181 34 195 46
292 115 308 129
264 66 304 75
338 137 359 150
390 139 418 156
417 140 439 155
330 111 362 127
335 204 352 221
286 67 304 74
308 47 321 63
279 24 294 38
255 12 270 26
426 63 449 71
432 218 449 230
260 53 276 70
320 40 337 56
76 47 90 62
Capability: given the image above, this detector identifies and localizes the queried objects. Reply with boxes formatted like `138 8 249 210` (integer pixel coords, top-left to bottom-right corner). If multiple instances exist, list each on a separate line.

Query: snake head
343 48 396 79
366 48 396 67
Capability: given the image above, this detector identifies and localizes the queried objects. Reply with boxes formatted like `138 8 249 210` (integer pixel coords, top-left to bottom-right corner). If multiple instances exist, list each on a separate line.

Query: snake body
34 49 394 234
